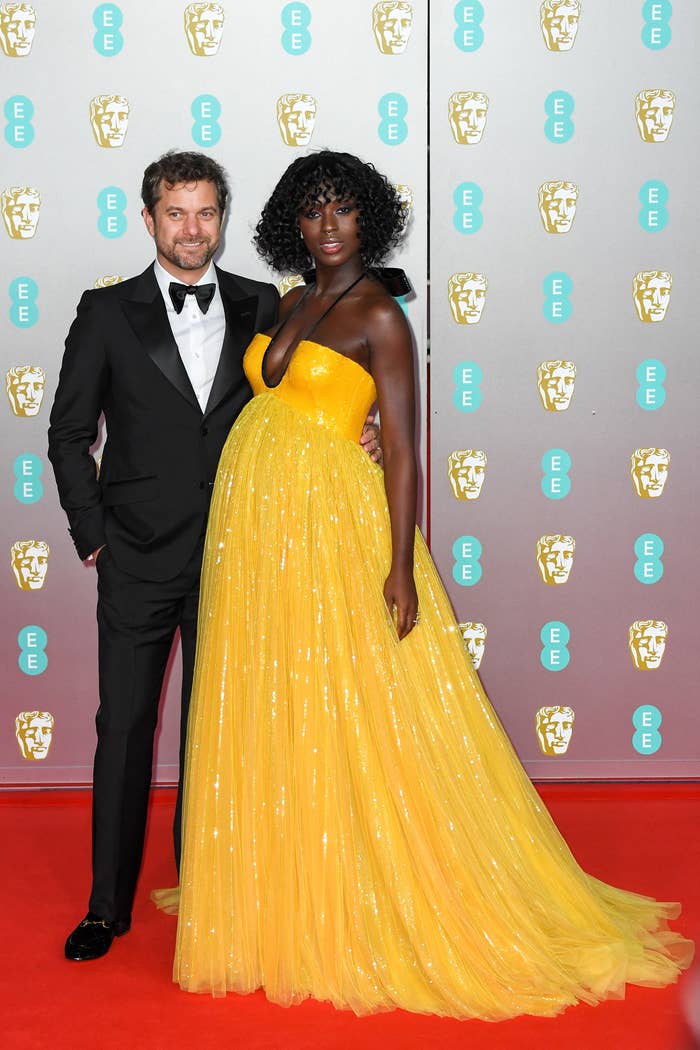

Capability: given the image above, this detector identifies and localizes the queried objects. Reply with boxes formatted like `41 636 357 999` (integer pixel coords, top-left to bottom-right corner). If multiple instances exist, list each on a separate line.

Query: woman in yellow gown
169 151 692 1015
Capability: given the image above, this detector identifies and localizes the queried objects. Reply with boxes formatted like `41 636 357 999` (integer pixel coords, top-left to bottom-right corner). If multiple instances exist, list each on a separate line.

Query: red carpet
2 784 698 1050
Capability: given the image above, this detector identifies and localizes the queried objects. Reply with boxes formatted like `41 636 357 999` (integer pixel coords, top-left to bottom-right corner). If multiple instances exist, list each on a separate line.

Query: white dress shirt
154 259 226 412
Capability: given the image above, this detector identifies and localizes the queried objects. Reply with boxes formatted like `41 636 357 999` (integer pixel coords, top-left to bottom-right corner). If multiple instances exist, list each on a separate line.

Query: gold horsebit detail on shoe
79 917 112 928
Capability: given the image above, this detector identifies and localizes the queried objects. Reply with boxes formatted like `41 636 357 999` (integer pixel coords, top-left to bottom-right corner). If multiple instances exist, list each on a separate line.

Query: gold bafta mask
278 274 304 296
540 0 581 51
6 364 45 417
448 272 487 325
537 360 576 411
396 183 414 218
448 92 489 145
89 94 130 149
536 535 575 585
277 93 317 147
11 539 49 590
458 622 487 670
628 619 668 670
184 2 225 56
633 270 672 323
15 710 54 760
447 450 486 500
1 185 40 239
630 447 670 499
538 180 579 234
372 1 413 54
536 706 575 755
635 89 675 143
0 2 36 57
94 275 124 288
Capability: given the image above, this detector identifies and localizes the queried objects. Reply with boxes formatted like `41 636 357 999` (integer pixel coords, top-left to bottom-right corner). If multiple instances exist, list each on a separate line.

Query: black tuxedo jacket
48 263 279 581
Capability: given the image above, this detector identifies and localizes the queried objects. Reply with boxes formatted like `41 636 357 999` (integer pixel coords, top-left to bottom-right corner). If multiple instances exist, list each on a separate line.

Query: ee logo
543 271 572 323
453 1 484 52
638 180 669 232
634 533 664 584
636 358 666 410
632 704 662 754
544 91 574 143
18 625 48 676
540 621 570 671
453 361 483 412
541 449 571 500
452 535 483 586
281 2 311 54
641 1 671 50
93 3 124 56
5 95 34 148
192 94 222 146
14 454 43 504
9 277 39 328
453 182 483 234
97 186 126 238
378 93 408 145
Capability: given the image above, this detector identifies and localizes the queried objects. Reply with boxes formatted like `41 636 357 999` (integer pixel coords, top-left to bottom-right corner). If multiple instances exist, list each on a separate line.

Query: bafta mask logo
536 706 575 755
94 275 124 288
15 710 54 760
447 450 487 500
537 360 576 412
536 535 575 585
0 3 36 57
1 185 40 239
448 91 489 145
635 89 675 143
372 1 413 54
538 180 579 234
6 364 45 417
184 2 225 56
448 272 487 325
630 447 670 499
628 619 668 670
89 94 130 149
540 0 581 52
278 274 304 296
396 183 414 217
11 539 49 590
277 93 317 146
458 621 487 670
633 270 672 323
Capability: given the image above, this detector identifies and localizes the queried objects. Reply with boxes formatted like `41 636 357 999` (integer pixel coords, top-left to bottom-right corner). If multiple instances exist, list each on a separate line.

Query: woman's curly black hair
254 150 406 273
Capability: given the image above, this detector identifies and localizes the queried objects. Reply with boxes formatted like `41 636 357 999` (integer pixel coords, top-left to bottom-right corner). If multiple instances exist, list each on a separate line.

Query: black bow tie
168 282 216 315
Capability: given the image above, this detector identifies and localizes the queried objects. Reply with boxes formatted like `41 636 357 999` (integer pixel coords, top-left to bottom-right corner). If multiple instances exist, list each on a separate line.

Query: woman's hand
360 415 383 465
383 568 418 640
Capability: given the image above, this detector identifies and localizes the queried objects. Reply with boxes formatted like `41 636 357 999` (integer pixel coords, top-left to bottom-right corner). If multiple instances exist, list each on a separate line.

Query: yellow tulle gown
168 333 693 1015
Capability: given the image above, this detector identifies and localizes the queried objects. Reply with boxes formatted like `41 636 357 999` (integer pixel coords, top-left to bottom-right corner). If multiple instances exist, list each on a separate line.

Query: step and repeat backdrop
430 1 699 778
1 2 698 786
0 0 427 784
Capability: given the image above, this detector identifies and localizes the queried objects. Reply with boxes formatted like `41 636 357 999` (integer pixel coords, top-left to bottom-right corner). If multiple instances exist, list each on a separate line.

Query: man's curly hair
254 150 406 273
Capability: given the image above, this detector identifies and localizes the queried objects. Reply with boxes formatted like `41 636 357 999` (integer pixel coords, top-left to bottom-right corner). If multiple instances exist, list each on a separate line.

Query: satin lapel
120 266 201 414
204 272 257 417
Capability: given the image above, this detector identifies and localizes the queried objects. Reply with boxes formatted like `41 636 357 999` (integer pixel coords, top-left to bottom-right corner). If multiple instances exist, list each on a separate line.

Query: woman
167 151 692 1015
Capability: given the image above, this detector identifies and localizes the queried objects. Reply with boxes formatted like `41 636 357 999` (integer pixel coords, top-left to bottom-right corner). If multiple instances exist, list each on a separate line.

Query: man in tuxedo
48 151 280 961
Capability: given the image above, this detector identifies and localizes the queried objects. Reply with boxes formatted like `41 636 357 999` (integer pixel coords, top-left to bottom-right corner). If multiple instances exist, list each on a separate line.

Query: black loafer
64 912 131 961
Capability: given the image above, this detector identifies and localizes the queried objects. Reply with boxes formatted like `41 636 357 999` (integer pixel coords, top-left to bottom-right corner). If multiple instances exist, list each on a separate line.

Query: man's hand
360 415 383 466
89 545 106 563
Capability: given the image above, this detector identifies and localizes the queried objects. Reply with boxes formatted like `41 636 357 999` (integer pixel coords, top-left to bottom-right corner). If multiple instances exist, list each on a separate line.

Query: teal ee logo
93 3 124 56
540 621 570 671
454 1 484 52
544 90 574 143
192 94 221 146
97 186 126 238
281 2 311 54
453 182 483 234
543 271 572 323
632 704 662 754
636 358 666 410
4 95 34 148
638 180 669 232
642 1 671 50
9 276 38 328
453 361 483 412
452 535 483 586
541 448 571 499
378 93 408 145
634 533 664 584
14 453 43 503
18 625 48 676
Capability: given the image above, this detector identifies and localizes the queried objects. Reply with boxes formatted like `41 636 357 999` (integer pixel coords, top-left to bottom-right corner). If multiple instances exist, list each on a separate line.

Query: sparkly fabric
165 335 693 1014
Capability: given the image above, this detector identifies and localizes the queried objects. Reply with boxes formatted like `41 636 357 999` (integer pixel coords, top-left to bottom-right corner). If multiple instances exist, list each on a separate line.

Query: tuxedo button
201 425 208 436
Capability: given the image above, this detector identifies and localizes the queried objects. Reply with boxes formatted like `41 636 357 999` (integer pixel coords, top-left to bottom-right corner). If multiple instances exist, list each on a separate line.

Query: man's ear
142 206 155 238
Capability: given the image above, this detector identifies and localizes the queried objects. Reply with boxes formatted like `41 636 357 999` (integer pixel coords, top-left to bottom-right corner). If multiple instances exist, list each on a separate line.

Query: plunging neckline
254 335 374 390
